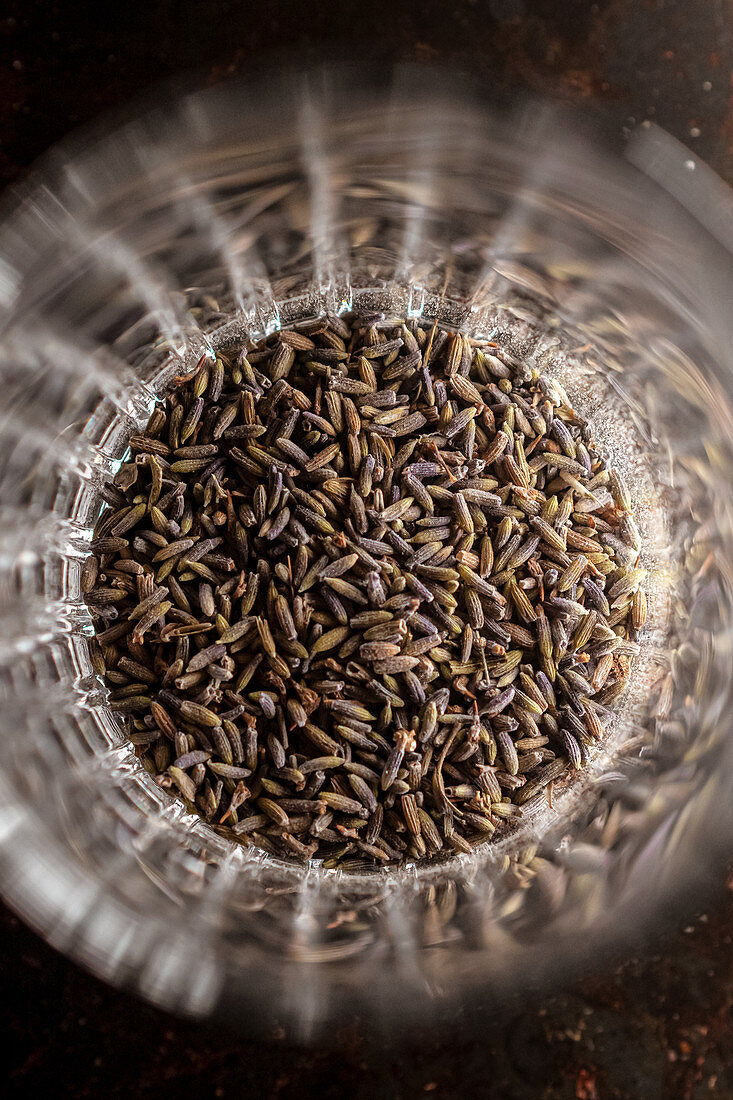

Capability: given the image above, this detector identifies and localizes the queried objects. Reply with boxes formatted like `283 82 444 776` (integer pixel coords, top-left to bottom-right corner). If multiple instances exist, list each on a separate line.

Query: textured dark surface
1 0 732 187
2 1 733 1097
4 889 733 1099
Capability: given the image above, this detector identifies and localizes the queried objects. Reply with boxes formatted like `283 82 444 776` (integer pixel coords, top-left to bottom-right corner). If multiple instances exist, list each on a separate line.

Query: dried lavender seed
87 310 643 867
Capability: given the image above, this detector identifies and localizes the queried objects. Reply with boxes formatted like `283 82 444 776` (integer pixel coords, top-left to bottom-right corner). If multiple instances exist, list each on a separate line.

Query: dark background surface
2 1 733 1097
2 0 732 188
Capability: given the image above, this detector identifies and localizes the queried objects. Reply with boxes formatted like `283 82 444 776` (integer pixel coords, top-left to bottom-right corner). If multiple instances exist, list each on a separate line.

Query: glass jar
0 66 731 1035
